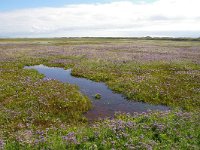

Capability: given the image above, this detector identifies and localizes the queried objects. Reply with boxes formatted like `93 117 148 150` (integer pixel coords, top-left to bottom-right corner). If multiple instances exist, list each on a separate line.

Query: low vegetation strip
1 110 200 149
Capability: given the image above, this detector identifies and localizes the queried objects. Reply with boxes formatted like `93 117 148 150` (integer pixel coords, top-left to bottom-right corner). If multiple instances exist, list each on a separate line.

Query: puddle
25 65 169 121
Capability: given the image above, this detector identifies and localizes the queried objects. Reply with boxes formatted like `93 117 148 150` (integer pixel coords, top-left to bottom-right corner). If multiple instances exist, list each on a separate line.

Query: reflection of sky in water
25 65 170 120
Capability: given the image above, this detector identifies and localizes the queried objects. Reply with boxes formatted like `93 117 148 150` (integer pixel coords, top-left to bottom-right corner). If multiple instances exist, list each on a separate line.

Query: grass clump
94 93 101 99
0 62 91 135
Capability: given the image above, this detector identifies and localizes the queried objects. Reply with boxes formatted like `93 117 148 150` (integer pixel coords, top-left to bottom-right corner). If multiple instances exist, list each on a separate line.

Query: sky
0 0 200 37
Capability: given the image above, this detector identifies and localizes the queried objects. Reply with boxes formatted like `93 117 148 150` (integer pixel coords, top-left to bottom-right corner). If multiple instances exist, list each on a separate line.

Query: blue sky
0 0 155 11
0 0 199 37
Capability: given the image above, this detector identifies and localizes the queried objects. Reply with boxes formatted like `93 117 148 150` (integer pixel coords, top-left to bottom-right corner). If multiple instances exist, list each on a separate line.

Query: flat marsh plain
0 38 200 149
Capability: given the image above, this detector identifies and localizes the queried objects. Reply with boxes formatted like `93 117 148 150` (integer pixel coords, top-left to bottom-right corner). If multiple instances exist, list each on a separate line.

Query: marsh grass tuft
94 93 101 99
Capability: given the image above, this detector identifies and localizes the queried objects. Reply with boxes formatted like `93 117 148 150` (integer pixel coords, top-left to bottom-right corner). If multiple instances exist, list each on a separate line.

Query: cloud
0 0 200 37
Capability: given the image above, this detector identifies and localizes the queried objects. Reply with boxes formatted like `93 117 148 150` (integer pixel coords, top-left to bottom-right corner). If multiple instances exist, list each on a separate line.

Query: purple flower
126 121 135 128
111 141 115 145
0 139 5 149
139 134 144 139
62 132 79 145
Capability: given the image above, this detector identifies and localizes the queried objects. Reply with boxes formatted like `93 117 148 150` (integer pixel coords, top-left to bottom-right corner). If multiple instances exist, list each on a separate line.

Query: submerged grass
0 38 200 149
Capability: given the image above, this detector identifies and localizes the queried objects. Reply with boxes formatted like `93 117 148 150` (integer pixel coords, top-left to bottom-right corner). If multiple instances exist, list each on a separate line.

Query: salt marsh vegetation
0 38 199 149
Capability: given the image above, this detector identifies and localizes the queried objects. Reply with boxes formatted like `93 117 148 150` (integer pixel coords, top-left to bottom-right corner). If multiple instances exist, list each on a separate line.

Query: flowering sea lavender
62 132 79 145
0 139 5 150
126 121 135 128
34 130 46 145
